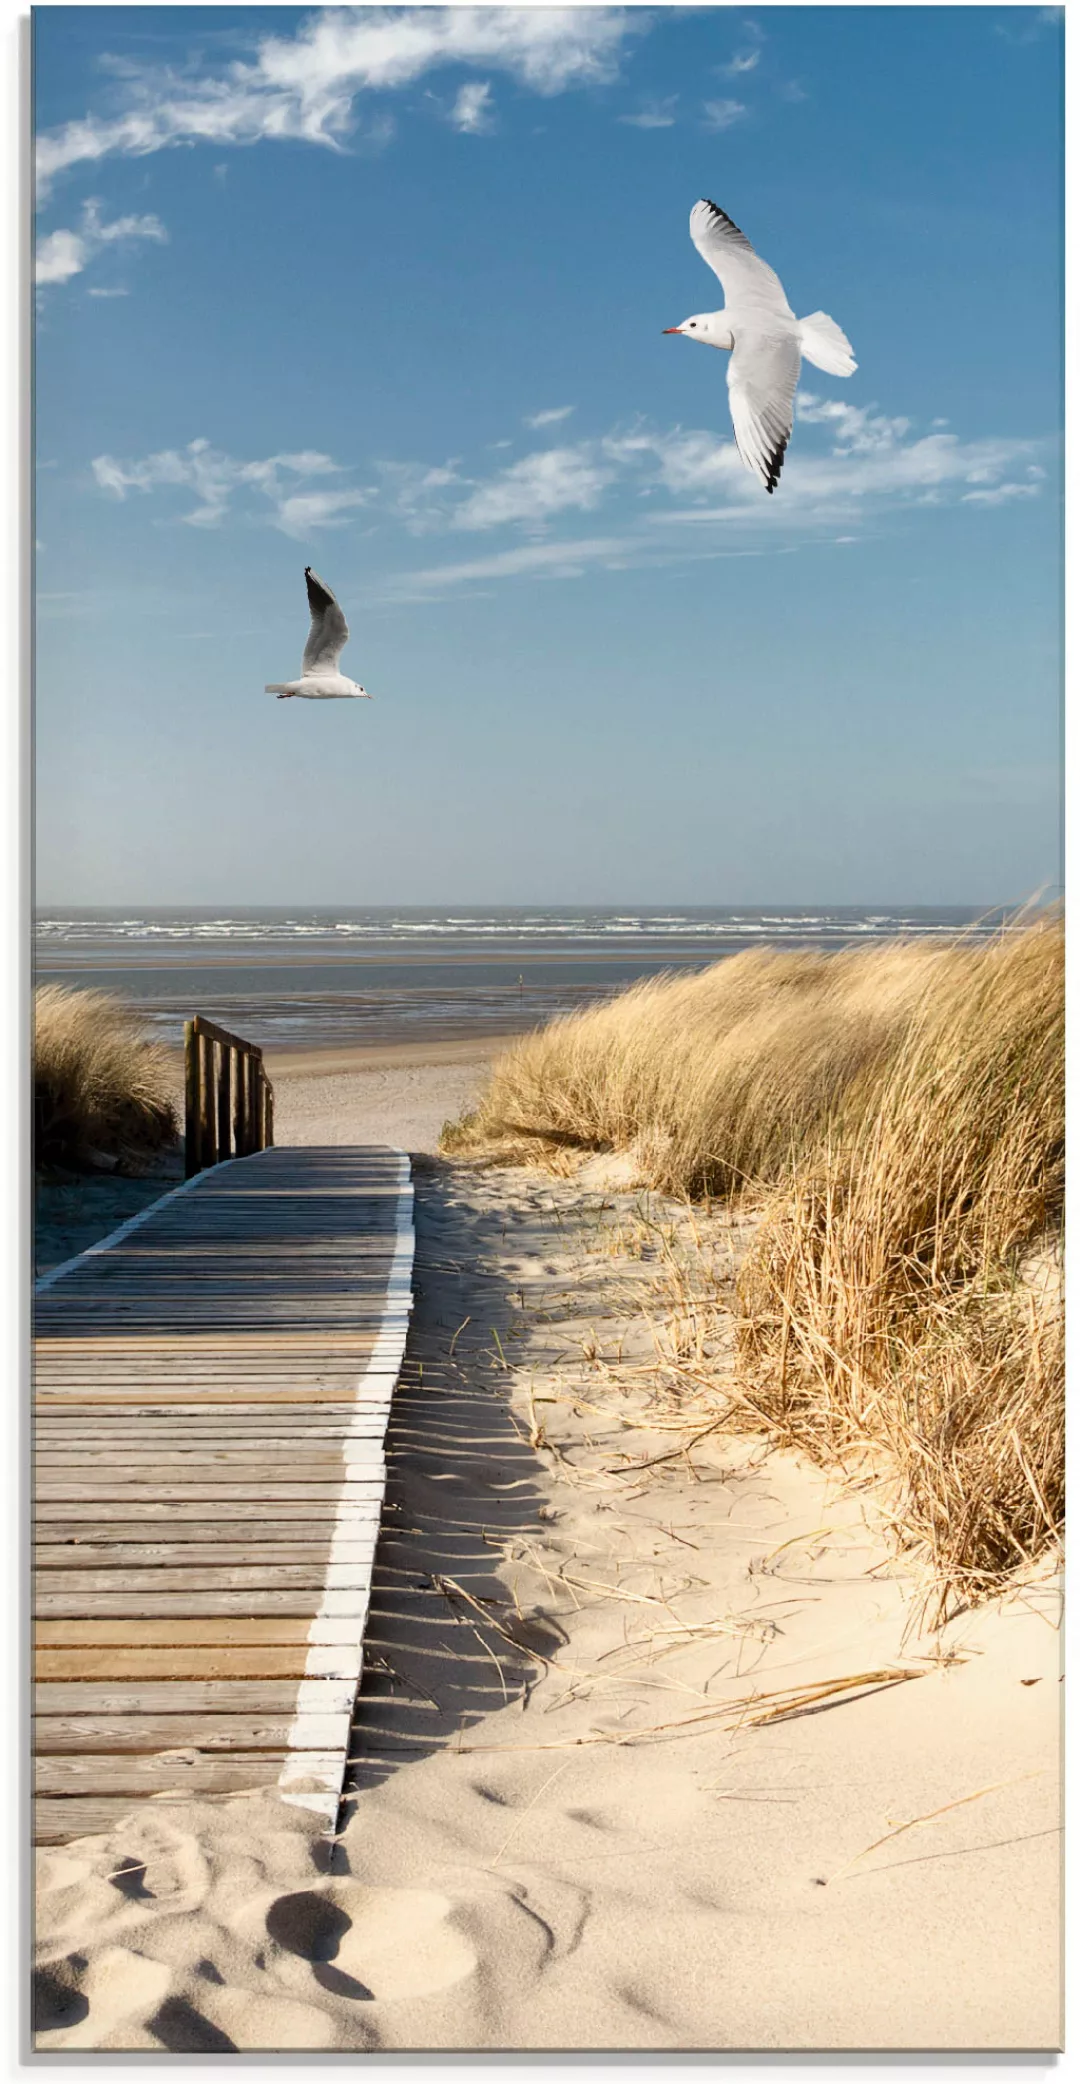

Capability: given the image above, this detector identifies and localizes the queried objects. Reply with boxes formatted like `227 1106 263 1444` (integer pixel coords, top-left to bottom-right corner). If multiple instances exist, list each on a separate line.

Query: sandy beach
33 1046 1062 2052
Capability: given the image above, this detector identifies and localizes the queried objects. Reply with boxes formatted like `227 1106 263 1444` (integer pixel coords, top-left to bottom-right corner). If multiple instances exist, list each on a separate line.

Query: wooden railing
184 1015 274 1178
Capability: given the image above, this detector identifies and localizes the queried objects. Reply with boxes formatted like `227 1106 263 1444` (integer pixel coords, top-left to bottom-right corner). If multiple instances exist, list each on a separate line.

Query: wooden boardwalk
33 1144 414 1846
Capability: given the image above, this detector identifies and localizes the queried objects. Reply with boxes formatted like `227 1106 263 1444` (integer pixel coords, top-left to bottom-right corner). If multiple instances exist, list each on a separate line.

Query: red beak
662 327 681 335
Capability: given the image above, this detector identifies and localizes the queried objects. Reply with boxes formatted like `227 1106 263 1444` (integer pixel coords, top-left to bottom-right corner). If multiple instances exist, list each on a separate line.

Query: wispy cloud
960 481 1041 507
35 197 166 287
36 6 643 194
450 81 494 133
718 48 760 77
795 395 912 454
382 535 630 599
524 406 575 429
89 396 1049 585
702 98 747 132
90 439 365 533
453 445 613 532
618 96 677 129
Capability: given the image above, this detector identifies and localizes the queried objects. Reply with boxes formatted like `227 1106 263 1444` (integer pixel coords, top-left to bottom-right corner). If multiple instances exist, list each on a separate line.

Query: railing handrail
189 1012 264 1060
184 1015 274 1178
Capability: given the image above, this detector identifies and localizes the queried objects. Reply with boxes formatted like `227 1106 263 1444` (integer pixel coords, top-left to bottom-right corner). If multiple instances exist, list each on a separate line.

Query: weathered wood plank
36 1501 375 1525
36 1561 375 1595
36 1590 345 1619
35 1713 349 1754
35 1543 348 1569
35 1648 318 1682
36 1482 384 1503
34 1752 299 1796
35 1680 355 1716
35 1796 160 1844
36 1617 329 1645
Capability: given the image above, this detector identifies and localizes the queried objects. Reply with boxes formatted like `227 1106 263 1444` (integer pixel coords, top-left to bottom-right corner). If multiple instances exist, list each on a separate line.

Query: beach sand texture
34 1057 1062 2051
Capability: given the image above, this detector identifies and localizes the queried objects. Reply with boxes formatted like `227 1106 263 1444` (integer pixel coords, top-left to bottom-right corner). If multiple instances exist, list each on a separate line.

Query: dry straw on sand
444 917 1063 1614
34 984 178 1170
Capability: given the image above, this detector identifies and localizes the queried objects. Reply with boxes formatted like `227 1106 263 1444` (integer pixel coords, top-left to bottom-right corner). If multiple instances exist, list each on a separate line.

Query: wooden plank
36 1502 375 1525
36 1796 160 1844
35 1648 317 1682
35 1713 347 1754
35 1456 385 1478
36 1482 384 1502
35 1544 345 1569
35 1752 296 1796
36 1680 355 1716
36 1562 373 1595
36 1591 342 1619
36 1617 329 1644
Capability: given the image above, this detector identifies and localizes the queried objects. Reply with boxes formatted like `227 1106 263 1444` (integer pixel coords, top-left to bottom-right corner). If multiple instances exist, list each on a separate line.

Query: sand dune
34 1065 1062 2050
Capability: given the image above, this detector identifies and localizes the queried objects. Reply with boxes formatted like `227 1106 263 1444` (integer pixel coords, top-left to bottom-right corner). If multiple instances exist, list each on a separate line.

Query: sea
33 906 1006 1056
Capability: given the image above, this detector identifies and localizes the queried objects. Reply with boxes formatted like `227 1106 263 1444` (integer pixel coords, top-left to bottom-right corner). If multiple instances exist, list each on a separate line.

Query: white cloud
796 394 911 454
702 99 747 131
719 49 760 76
88 396 1050 583
618 97 677 129
383 535 629 598
960 482 1041 508
87 286 130 299
273 488 373 536
450 80 494 133
35 198 166 286
36 7 642 193
452 445 613 532
90 438 363 532
524 406 574 429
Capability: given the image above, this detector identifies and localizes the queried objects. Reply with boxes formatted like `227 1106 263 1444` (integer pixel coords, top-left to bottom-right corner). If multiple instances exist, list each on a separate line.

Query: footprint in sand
258 1881 475 2006
34 1945 173 2051
35 1818 211 1963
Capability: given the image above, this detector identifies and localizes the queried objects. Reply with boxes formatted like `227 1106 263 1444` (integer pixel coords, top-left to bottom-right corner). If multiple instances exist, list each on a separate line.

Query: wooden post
239 1052 254 1157
233 1048 245 1157
217 1043 233 1162
184 1019 201 1177
200 1032 218 1168
265 1080 274 1150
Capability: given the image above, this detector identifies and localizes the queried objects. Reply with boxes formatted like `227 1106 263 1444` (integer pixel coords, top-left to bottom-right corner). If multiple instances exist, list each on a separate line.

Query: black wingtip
764 435 789 494
700 197 746 239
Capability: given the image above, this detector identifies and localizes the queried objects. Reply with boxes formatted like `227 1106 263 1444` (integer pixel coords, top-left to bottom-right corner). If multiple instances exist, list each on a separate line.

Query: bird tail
797 312 857 377
265 684 290 694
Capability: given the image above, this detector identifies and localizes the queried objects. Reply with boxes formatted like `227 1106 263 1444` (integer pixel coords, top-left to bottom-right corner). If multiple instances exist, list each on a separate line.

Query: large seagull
266 567 372 701
664 198 857 494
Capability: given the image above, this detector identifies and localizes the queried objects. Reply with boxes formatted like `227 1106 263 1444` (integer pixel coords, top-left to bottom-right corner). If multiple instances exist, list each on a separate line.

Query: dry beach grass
444 917 1064 1613
34 984 178 1172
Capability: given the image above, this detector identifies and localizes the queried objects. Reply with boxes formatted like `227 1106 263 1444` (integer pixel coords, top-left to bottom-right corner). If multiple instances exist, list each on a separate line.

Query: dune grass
34 984 179 1171
443 918 1063 1611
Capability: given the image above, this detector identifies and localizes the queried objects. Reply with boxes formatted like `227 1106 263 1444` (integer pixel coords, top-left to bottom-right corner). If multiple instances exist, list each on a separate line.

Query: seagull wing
301 567 349 675
689 198 794 319
726 328 801 493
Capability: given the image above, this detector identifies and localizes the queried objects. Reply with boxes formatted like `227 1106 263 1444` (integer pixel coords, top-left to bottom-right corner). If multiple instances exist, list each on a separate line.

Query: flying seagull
664 198 856 494
265 568 372 700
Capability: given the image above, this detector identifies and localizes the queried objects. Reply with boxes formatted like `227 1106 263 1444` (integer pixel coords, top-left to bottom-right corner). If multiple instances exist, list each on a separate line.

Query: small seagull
265 567 372 700
664 198 857 494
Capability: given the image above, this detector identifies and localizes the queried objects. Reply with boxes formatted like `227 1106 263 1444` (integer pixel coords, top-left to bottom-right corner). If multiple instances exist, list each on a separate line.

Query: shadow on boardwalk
340 1157 562 1810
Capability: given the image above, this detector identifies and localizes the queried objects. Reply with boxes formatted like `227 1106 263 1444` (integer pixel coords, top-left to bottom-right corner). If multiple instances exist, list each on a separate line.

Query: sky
33 3 1063 908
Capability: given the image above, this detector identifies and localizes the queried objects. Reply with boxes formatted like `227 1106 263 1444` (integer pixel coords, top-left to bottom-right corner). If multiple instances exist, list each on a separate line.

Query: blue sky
34 4 1063 907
